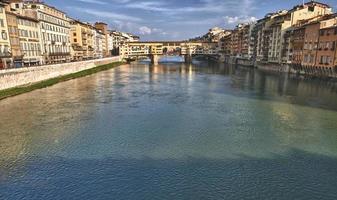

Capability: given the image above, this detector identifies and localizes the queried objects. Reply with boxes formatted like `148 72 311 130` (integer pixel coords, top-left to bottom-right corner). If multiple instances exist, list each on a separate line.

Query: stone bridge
120 41 218 64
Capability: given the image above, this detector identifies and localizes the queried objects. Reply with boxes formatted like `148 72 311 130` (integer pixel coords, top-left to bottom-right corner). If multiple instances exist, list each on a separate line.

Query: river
1 61 337 199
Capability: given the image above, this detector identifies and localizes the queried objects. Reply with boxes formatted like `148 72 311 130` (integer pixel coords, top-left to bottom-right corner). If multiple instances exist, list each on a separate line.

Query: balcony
49 52 71 56
0 52 12 58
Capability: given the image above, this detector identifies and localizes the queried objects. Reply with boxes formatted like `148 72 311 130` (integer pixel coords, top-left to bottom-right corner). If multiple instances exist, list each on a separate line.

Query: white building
94 29 104 59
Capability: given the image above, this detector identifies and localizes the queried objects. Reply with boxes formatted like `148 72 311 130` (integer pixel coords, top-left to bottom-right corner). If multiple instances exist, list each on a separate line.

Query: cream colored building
17 15 42 66
14 1 71 64
0 2 11 69
111 31 140 56
70 19 95 61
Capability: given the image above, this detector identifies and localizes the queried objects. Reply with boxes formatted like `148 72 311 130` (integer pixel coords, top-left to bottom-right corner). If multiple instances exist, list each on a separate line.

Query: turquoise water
1 61 337 199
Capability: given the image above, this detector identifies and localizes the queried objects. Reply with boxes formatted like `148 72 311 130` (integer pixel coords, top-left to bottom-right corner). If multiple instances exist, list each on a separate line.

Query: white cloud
69 7 142 22
123 0 256 16
126 1 169 12
223 16 257 25
75 0 107 5
138 26 167 35
138 26 152 35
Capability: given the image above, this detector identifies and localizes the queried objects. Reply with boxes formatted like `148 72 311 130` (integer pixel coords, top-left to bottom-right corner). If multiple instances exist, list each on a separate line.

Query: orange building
315 25 337 75
301 22 320 71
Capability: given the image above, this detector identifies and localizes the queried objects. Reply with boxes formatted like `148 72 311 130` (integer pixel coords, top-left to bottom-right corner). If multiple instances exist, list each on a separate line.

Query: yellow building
17 14 42 66
0 2 11 69
5 11 22 68
70 19 95 61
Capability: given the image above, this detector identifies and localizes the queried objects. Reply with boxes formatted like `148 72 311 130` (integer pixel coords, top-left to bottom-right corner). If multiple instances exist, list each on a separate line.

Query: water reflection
0 61 337 199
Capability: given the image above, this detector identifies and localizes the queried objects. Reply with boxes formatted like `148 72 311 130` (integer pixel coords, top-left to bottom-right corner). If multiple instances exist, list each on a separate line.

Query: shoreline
0 61 124 101
223 57 337 82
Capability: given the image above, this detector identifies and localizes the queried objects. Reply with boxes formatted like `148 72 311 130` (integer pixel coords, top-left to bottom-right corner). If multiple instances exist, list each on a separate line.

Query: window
0 19 4 28
332 42 336 51
3 45 8 53
320 30 325 36
74 39 77 43
1 31 7 40
309 55 314 63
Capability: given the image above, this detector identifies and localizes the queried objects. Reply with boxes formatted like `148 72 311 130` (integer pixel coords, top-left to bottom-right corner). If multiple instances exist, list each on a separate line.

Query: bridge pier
184 54 193 63
150 54 159 65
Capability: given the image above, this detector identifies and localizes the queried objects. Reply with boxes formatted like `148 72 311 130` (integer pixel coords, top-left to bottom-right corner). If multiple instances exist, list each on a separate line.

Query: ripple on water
1 64 337 199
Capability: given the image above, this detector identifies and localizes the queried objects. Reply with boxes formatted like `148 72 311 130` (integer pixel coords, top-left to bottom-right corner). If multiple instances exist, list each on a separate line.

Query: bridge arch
121 41 218 64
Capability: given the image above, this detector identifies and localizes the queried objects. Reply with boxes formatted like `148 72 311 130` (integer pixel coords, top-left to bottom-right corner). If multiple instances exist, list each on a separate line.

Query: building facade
94 22 109 57
94 29 104 59
21 2 71 64
6 11 22 67
316 25 337 74
0 2 11 69
70 19 95 61
17 14 42 66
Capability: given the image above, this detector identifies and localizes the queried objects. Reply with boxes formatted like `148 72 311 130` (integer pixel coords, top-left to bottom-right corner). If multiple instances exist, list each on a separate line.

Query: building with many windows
5 10 22 67
94 29 105 59
0 1 11 69
94 22 109 57
315 18 337 72
70 19 95 61
268 1 332 64
17 14 42 66
17 1 71 64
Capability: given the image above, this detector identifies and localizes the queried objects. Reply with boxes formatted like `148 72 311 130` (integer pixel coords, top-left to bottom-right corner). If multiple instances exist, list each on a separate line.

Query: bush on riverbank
0 62 124 101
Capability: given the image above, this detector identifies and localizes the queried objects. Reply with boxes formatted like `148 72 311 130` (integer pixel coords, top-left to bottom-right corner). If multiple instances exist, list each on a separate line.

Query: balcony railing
49 52 71 56
0 52 12 58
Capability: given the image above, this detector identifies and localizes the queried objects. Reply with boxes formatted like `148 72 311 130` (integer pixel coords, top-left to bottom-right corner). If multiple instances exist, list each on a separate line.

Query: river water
1 61 337 200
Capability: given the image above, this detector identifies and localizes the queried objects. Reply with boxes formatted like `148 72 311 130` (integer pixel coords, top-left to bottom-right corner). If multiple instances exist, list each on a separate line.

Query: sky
46 0 337 41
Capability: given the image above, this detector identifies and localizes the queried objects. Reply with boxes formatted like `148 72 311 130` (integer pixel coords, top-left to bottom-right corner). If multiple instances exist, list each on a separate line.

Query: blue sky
47 0 337 41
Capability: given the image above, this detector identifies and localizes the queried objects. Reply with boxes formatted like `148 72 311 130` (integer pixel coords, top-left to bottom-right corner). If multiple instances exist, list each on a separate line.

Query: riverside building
94 29 105 59
16 1 71 64
17 14 42 66
5 11 22 67
267 2 332 64
94 22 109 57
70 19 95 61
0 1 11 69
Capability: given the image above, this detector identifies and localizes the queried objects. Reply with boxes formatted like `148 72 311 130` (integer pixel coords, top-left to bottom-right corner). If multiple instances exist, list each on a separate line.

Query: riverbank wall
0 56 120 91
255 62 290 73
222 57 337 79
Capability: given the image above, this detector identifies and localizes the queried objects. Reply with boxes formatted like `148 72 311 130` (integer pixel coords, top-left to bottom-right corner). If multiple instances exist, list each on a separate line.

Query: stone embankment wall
255 62 290 73
0 56 120 91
